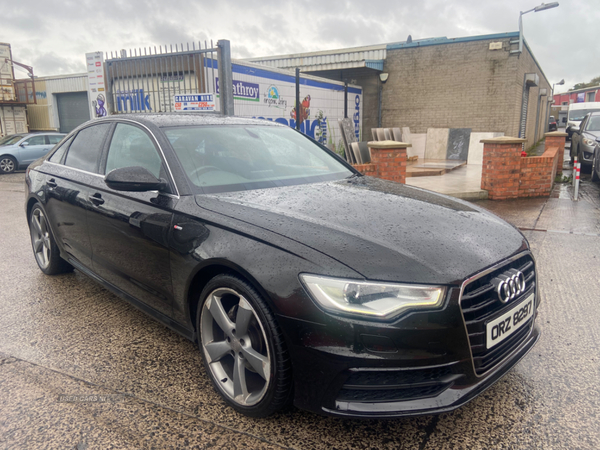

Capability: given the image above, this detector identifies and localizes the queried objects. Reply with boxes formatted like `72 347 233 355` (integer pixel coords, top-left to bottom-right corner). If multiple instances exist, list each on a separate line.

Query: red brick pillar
544 131 568 172
368 141 411 183
480 136 526 200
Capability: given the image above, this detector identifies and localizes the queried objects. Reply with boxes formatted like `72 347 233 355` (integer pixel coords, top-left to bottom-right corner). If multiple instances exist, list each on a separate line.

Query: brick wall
353 163 378 176
382 37 551 150
481 133 565 200
352 141 409 183
519 146 560 197
481 138 524 200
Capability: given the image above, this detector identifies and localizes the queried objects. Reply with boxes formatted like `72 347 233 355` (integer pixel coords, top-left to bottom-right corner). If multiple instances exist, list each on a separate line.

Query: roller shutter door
56 92 90 133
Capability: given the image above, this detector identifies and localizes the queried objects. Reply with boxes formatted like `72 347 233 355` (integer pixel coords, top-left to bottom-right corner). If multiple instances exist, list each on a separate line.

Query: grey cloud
0 0 597 86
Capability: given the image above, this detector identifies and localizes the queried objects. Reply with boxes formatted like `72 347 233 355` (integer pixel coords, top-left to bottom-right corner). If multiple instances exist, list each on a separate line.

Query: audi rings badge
493 270 526 303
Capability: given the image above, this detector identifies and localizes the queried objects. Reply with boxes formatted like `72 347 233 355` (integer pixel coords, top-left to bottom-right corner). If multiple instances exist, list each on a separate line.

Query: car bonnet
194 176 528 285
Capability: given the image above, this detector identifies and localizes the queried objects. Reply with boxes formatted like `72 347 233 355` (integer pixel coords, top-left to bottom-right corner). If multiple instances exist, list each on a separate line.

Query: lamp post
511 2 559 54
547 78 565 131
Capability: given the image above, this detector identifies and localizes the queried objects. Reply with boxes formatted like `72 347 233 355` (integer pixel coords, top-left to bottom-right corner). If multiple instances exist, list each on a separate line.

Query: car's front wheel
0 155 17 174
29 204 73 275
197 274 292 417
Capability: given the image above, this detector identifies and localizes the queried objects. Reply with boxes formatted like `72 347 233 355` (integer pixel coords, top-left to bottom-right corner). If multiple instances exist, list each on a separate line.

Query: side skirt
68 258 197 342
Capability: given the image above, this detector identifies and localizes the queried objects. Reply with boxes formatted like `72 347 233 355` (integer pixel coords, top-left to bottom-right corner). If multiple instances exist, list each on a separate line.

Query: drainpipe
534 88 547 143
377 79 382 128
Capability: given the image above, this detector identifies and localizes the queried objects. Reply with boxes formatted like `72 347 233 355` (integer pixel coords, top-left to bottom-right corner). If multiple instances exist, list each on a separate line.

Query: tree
573 76 600 90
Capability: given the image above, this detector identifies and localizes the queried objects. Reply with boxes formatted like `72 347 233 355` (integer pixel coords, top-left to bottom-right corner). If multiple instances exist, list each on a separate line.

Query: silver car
571 112 600 171
0 132 66 174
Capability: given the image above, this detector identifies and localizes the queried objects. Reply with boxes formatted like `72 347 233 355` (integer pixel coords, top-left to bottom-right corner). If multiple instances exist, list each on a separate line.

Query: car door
86 122 176 317
19 135 53 165
41 123 112 269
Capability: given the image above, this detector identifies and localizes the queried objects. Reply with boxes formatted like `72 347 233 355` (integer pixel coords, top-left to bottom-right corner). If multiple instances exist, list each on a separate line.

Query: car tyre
29 204 74 275
197 274 292 417
0 155 17 174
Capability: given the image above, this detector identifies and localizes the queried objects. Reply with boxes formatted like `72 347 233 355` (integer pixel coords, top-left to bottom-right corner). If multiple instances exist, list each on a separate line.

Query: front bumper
324 323 540 418
282 252 541 418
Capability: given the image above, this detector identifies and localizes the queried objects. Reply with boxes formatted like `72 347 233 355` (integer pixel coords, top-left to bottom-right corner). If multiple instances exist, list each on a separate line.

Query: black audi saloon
25 114 540 418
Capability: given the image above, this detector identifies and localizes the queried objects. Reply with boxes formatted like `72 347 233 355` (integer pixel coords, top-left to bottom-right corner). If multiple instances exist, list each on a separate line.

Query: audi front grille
459 253 536 376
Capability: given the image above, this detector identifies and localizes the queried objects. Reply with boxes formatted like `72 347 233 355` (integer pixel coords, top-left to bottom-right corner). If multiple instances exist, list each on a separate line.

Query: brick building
553 85 599 105
247 32 552 151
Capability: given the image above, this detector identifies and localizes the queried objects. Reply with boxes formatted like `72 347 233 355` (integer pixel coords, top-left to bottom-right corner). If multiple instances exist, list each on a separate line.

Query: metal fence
104 40 233 116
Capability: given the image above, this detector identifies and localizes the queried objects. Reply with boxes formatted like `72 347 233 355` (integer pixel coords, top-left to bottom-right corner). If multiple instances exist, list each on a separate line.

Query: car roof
95 113 283 129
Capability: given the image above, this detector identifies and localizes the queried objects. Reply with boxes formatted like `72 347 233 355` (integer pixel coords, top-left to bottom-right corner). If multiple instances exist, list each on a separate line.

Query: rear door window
64 124 111 173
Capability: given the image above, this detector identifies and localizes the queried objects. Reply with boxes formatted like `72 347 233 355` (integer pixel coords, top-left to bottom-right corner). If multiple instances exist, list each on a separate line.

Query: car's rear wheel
29 204 73 275
0 155 17 174
197 274 292 417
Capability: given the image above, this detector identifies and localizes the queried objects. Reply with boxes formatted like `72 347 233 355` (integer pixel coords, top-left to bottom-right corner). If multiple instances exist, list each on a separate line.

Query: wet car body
25 114 540 418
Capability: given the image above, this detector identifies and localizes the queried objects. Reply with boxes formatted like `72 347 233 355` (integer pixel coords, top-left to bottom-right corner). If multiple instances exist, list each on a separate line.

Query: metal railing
104 40 233 116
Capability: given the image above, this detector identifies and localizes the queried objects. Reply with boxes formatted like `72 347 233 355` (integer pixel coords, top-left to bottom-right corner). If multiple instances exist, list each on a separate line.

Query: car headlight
299 274 445 321
583 137 596 146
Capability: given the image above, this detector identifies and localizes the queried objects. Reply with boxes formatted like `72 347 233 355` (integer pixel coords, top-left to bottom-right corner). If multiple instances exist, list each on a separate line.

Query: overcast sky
1 0 598 94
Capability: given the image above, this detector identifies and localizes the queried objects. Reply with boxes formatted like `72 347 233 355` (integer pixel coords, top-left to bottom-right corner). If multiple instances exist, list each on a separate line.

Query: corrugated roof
245 44 387 72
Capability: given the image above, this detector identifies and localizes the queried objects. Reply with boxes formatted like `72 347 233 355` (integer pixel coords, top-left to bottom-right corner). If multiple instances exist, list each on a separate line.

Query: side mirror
105 166 167 192
20 142 30 147
572 126 580 133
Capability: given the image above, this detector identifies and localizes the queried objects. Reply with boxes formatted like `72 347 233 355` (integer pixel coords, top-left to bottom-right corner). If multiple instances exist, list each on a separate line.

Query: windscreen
569 109 600 122
163 125 353 193
586 116 600 132
0 135 25 146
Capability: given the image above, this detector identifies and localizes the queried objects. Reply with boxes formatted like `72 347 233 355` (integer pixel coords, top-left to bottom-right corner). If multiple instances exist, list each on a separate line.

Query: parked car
25 114 541 418
570 112 600 170
0 132 66 174
548 115 557 132
566 102 600 140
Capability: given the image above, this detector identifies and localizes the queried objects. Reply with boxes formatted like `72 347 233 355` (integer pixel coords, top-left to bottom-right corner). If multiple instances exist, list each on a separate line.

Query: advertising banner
174 94 215 111
215 62 363 156
86 52 108 118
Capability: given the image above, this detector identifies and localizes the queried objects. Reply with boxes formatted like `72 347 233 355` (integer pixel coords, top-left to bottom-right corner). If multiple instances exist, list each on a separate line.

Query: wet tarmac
1 170 599 449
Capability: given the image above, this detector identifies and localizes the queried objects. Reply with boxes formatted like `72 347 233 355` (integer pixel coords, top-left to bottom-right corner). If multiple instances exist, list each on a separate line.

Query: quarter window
105 123 163 179
47 135 64 145
49 136 73 163
64 124 111 173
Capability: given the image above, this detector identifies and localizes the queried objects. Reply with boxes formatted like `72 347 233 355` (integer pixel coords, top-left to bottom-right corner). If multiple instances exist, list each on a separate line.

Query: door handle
89 193 105 206
47 178 57 188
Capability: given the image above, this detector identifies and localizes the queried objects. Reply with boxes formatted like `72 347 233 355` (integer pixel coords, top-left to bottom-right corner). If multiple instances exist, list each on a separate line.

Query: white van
567 102 600 139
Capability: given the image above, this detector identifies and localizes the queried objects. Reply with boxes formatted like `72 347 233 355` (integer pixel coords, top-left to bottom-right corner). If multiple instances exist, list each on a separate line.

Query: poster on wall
86 52 108 118
577 93 585 103
212 61 363 157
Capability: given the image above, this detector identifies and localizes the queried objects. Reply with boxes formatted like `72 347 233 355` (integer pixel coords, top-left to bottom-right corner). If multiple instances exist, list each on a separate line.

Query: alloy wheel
0 157 16 173
200 287 271 407
30 208 52 269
